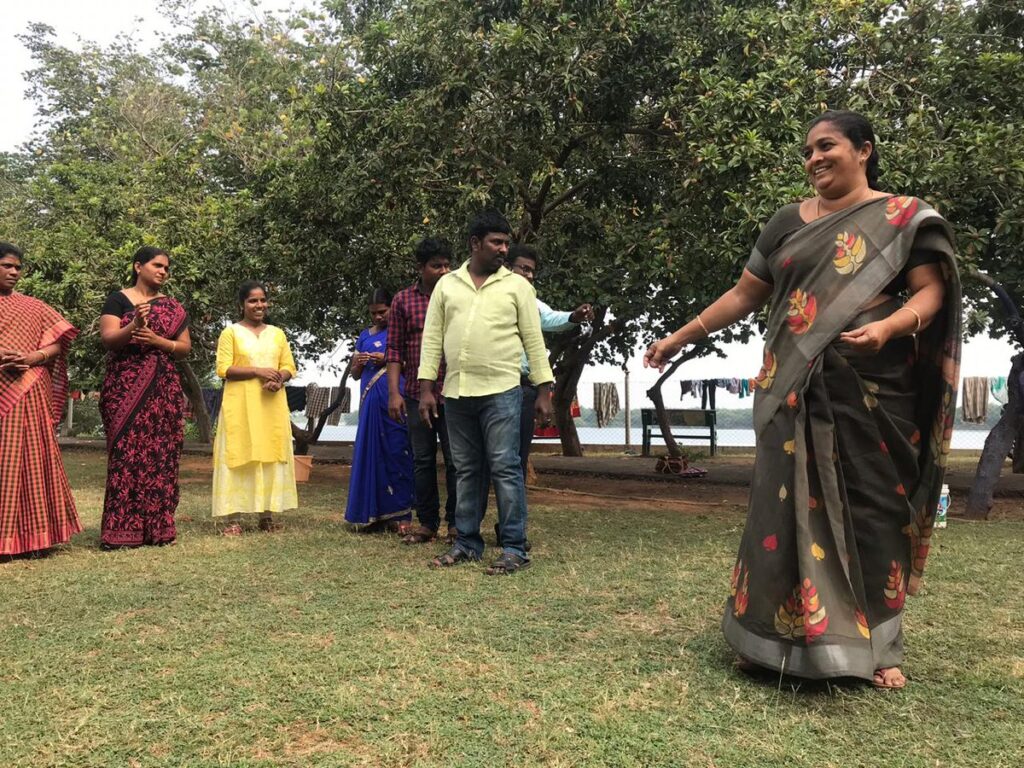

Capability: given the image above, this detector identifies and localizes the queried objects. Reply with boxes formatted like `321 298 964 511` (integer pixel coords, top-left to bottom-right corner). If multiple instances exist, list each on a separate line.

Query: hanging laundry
305 383 332 423
961 377 990 423
990 376 1008 405
727 378 741 395
701 379 718 409
285 385 307 413
738 379 750 399
327 387 351 425
593 383 621 428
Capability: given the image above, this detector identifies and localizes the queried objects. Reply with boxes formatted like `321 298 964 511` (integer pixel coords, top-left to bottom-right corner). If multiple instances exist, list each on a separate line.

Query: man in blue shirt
488 243 593 549
506 243 593 478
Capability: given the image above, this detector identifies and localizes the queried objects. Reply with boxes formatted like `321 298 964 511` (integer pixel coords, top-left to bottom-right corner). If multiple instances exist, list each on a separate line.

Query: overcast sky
1 1 1013 397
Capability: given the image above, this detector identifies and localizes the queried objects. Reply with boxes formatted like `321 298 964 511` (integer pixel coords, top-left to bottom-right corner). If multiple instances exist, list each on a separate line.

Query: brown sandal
259 518 283 533
429 547 479 569
401 526 437 545
872 667 907 690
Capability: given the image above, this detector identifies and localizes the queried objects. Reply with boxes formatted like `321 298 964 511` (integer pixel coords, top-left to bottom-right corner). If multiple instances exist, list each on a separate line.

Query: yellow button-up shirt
418 263 554 398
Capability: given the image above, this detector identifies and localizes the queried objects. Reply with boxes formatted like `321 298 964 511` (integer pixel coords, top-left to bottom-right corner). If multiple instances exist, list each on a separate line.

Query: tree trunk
964 268 1024 516
547 310 625 457
293 354 355 455
965 353 1022 519
644 346 705 459
177 361 212 443
553 357 585 457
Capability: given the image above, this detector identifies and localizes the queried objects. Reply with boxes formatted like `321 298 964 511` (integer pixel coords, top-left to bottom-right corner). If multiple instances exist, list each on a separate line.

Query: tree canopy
1 0 1021 410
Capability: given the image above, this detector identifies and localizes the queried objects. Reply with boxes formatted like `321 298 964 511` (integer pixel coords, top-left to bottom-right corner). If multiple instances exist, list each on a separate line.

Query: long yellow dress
212 323 298 517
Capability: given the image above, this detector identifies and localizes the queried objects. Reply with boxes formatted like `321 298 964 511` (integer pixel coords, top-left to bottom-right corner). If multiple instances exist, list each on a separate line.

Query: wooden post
623 366 632 452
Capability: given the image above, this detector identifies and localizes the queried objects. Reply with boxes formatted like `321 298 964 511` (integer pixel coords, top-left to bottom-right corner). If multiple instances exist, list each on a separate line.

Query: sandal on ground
402 526 437 545
386 520 413 535
428 546 479 569
221 523 243 537
485 551 532 576
258 518 283 533
872 667 907 690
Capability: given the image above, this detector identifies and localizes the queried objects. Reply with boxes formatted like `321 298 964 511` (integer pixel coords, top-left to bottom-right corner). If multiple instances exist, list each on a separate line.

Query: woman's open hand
838 320 892 355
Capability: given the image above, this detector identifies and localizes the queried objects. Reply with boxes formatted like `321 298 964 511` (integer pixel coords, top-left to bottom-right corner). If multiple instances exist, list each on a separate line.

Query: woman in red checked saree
0 242 81 557
646 111 961 689
99 246 192 549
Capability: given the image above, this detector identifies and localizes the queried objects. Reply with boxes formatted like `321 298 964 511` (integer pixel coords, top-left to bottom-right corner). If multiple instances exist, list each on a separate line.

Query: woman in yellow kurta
213 281 298 534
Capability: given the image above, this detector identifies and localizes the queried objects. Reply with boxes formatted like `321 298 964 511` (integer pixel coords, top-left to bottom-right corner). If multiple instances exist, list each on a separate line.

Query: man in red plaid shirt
386 237 458 544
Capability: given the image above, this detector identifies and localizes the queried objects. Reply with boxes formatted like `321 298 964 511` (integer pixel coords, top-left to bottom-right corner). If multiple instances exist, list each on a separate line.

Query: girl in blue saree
345 289 414 530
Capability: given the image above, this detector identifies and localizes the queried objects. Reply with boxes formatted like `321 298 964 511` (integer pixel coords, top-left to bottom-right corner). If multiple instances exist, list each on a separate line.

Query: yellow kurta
212 323 298 517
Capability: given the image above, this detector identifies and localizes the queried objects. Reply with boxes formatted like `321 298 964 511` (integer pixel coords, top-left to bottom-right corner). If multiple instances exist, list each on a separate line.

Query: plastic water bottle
935 484 950 529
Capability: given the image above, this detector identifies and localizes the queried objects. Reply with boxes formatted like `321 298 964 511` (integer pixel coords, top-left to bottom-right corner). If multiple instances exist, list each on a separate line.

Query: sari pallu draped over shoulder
722 196 961 681
100 297 188 548
0 292 81 555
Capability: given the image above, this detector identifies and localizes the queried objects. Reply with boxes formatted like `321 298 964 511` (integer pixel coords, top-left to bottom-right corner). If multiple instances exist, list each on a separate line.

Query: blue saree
344 328 414 526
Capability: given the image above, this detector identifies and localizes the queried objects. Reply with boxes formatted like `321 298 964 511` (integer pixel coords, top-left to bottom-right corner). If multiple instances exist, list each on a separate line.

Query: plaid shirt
386 281 444 400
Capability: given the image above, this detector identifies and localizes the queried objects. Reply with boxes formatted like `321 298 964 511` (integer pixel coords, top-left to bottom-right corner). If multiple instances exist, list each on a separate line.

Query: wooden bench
640 408 718 457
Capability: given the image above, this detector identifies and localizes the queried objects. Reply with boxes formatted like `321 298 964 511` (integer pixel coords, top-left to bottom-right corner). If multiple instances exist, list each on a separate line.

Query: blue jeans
445 387 529 559
405 397 456 532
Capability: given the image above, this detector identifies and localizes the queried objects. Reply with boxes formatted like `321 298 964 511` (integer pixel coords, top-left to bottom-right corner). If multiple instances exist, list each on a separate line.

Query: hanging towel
990 376 1008 405
305 383 331 422
961 376 989 423
727 378 741 395
327 386 351 425
594 382 621 428
738 378 750 399
285 385 307 413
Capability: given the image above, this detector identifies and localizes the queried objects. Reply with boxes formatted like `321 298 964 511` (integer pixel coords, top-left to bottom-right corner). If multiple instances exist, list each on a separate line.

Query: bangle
895 306 922 334
170 341 178 356
694 314 711 337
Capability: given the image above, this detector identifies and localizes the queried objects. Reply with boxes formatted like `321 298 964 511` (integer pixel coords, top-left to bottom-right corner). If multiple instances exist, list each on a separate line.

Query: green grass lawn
3 451 1023 767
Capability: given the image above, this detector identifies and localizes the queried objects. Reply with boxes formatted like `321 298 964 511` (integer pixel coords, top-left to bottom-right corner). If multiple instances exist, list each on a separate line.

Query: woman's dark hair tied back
0 241 24 261
131 246 170 285
237 280 267 305
808 110 881 190
369 287 393 306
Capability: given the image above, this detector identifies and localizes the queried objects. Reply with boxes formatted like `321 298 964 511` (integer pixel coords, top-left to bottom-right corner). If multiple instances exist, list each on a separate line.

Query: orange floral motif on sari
731 560 750 617
883 561 907 610
774 578 829 643
785 289 817 335
833 231 867 274
885 196 919 227
755 349 776 390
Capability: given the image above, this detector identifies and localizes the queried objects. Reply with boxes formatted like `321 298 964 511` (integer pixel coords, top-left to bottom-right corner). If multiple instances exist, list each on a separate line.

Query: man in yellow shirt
418 210 553 574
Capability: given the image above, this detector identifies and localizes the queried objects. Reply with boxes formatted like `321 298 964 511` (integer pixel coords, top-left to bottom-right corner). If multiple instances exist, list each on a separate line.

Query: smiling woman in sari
99 246 191 549
0 242 81 557
646 111 961 689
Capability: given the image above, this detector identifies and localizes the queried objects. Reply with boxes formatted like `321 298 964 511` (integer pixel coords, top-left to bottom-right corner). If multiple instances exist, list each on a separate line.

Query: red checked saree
100 294 188 548
0 292 81 555
723 196 961 680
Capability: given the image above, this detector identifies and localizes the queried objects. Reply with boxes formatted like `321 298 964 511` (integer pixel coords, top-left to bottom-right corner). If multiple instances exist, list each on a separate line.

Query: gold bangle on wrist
896 306 922 334
695 314 711 337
